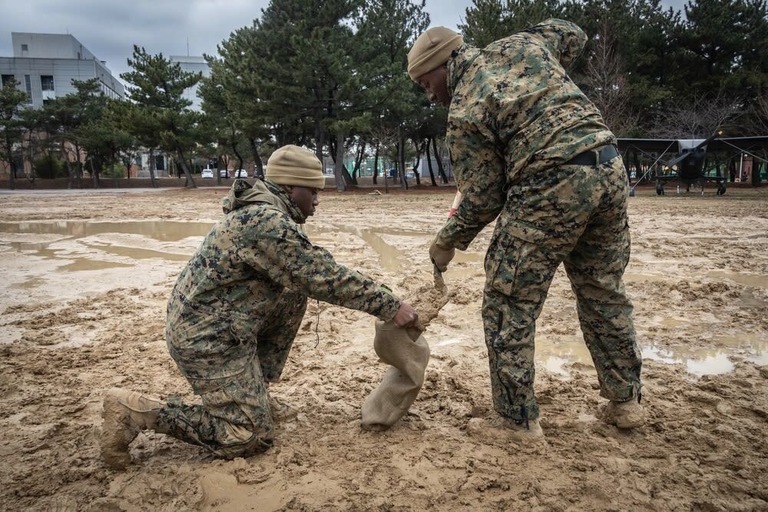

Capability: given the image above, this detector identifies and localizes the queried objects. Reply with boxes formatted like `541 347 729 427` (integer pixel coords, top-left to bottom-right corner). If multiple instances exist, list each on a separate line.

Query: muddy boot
467 416 546 444
599 399 646 429
269 395 298 422
100 388 165 469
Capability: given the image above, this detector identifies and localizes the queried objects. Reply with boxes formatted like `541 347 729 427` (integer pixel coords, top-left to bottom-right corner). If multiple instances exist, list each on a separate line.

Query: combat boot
269 395 298 422
100 388 165 469
599 399 645 429
467 416 546 444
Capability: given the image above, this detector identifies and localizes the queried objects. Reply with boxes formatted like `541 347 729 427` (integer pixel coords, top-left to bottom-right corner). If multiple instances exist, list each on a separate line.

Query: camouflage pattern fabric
436 18 616 251
159 178 401 457
434 19 642 422
155 360 276 459
483 158 641 421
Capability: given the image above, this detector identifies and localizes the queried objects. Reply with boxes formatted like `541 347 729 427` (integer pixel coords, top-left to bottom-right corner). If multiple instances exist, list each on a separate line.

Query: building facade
0 32 124 108
169 55 209 112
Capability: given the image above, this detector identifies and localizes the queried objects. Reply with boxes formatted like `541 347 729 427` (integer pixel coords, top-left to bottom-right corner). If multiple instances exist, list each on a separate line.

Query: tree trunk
148 149 157 188
413 155 421 186
124 153 132 180
75 143 84 189
90 159 99 189
752 155 763 186
232 145 244 173
249 138 264 178
353 141 366 183
334 131 346 192
398 128 408 190
177 149 197 188
426 137 437 186
216 153 225 184
112 150 120 188
5 132 15 190
432 138 448 184
412 140 422 186
8 159 16 190
373 143 379 185
66 158 73 190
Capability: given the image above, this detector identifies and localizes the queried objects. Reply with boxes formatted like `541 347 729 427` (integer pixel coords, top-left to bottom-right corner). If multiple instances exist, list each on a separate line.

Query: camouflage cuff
376 289 401 322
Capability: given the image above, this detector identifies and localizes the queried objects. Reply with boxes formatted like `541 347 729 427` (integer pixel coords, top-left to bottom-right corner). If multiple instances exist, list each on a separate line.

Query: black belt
564 144 619 166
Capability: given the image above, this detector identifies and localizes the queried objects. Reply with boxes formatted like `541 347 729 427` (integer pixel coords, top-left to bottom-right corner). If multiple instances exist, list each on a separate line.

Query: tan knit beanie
407 27 464 81
266 145 326 190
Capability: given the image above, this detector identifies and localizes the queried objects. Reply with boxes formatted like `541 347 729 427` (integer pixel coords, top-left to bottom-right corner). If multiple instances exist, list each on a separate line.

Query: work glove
429 240 455 273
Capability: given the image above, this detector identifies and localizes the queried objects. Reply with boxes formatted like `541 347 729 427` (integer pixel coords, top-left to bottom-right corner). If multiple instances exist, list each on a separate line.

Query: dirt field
0 184 766 512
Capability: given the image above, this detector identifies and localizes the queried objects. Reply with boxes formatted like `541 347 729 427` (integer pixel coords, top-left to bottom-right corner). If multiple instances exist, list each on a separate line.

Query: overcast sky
0 0 688 80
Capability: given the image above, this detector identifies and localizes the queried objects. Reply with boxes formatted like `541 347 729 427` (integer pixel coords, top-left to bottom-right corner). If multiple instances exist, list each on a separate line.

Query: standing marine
407 19 644 440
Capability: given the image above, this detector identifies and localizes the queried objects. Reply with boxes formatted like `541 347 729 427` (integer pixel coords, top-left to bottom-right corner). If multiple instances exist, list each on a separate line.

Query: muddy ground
0 184 766 511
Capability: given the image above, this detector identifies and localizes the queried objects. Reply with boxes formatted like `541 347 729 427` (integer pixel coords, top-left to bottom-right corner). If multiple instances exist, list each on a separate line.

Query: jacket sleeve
525 18 587 70
435 113 506 251
236 209 401 321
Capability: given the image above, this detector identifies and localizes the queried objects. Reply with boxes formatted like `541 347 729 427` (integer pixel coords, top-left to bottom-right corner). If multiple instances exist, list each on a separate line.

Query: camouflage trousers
483 153 642 422
157 290 307 459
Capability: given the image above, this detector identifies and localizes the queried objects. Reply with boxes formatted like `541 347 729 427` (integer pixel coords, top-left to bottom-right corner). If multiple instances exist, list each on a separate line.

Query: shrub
33 154 66 179
102 164 125 178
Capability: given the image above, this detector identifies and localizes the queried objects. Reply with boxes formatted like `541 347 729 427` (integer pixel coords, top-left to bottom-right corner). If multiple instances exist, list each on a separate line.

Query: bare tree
581 21 639 137
650 91 744 139
752 89 768 134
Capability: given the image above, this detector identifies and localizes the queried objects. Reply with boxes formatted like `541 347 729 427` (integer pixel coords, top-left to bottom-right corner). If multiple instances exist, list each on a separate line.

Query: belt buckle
598 146 607 164
602 145 617 164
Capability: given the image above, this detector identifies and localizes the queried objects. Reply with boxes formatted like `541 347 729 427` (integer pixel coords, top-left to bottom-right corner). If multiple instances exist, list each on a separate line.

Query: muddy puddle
2 219 765 375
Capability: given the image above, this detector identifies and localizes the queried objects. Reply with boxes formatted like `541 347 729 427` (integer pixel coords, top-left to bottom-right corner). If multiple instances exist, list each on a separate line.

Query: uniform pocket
485 222 555 298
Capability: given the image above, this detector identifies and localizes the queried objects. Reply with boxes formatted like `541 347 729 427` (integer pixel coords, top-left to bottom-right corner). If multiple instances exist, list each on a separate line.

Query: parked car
201 168 214 179
219 169 229 178
234 169 249 178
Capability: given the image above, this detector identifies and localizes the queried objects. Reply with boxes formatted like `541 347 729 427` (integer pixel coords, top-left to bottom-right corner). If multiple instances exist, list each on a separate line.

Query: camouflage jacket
436 19 615 251
166 179 400 372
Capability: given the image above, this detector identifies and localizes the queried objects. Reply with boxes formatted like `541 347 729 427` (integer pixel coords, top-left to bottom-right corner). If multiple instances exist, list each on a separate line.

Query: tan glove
429 240 455 273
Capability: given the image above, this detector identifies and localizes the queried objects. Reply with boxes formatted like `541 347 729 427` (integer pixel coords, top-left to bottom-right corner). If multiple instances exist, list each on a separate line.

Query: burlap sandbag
361 321 430 430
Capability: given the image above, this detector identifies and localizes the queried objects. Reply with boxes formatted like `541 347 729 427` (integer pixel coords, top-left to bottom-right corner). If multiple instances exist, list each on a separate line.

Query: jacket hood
222 178 307 224
447 20 584 99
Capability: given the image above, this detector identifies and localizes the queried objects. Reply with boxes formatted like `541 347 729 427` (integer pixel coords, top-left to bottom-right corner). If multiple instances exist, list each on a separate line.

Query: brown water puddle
3 220 766 373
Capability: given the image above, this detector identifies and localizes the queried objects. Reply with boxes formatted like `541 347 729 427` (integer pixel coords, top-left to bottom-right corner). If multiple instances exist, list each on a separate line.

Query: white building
169 55 209 112
0 32 124 108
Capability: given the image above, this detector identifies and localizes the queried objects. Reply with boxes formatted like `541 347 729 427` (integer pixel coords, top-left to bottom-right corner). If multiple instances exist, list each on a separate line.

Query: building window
21 44 28 52
1 74 14 87
41 75 54 91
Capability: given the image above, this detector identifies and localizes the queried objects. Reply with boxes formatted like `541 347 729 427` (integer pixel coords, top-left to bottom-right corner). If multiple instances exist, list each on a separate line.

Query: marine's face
290 186 319 218
417 66 450 106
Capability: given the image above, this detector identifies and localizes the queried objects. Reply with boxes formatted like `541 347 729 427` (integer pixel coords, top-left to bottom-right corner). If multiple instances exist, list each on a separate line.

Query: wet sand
0 185 766 511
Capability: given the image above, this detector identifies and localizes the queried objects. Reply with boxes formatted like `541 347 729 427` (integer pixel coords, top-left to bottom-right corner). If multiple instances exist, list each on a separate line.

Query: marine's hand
429 241 455 273
393 302 419 328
